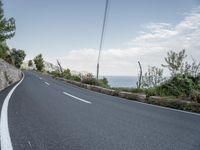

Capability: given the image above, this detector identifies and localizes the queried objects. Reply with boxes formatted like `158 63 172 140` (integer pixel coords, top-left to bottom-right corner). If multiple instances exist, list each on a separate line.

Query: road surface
0 71 200 150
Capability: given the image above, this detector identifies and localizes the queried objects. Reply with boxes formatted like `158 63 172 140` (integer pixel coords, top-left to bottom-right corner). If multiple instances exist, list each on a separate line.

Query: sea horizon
102 76 138 88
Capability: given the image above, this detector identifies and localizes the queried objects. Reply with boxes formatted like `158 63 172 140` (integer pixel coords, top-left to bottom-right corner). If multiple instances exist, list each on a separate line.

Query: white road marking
44 82 50 86
63 92 91 104
66 82 200 116
0 73 24 150
39 77 42 80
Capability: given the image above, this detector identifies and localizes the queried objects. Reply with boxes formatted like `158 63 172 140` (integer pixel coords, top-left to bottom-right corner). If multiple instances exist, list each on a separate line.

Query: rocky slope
21 61 60 72
0 59 22 91
22 61 89 75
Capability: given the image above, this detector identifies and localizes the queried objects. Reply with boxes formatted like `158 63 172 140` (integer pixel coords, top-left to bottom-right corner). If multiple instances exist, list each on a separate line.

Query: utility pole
96 0 109 79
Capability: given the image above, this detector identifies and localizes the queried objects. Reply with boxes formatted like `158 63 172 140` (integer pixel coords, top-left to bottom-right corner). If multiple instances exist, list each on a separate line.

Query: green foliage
140 50 200 101
145 88 158 97
4 53 14 64
34 54 44 71
49 70 61 77
0 1 18 65
150 75 194 97
141 66 165 88
97 77 110 88
81 74 110 87
70 75 81 82
144 73 200 100
191 90 200 103
28 60 33 67
49 69 81 82
184 59 200 77
81 73 98 85
10 49 26 68
0 1 16 42
61 69 71 79
162 50 187 76
0 42 9 59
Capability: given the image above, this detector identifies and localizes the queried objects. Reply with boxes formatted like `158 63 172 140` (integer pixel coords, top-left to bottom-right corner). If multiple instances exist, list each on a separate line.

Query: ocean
105 76 138 88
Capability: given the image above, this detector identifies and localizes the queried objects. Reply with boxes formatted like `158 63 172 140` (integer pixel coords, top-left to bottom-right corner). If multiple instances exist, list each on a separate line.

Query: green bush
49 69 72 79
70 75 81 82
145 88 158 97
97 77 110 88
0 43 9 59
191 90 200 103
194 84 200 91
61 69 71 79
155 75 194 97
81 74 110 88
49 70 61 78
81 73 98 85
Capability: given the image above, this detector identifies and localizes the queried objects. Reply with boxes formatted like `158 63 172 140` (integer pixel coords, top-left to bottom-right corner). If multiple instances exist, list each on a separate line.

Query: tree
57 59 63 73
141 66 165 88
162 50 187 76
10 49 26 68
28 60 33 67
34 54 44 71
0 42 9 59
183 57 200 77
61 69 71 79
0 0 16 63
0 1 16 42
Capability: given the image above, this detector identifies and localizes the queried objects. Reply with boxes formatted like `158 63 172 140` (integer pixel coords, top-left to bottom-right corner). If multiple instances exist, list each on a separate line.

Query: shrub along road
0 71 199 150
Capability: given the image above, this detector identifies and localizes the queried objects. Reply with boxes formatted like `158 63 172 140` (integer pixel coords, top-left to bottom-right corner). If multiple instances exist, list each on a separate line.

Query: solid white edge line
44 82 50 86
63 92 91 104
0 73 24 150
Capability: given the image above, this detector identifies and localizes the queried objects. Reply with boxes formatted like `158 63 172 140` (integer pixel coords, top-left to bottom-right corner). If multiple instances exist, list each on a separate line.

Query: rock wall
0 59 22 91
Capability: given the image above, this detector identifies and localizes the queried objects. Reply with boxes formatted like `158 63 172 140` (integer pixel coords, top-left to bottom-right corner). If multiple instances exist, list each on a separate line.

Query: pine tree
0 0 16 42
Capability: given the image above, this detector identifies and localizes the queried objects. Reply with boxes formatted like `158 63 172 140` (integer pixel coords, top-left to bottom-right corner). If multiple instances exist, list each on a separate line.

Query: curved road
0 71 200 150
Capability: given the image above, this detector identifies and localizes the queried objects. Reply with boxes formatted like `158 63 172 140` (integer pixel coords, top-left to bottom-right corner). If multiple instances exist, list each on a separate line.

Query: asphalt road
0 71 200 150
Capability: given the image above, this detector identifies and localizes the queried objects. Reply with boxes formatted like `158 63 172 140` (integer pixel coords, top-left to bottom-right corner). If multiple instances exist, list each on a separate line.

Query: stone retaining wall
0 59 22 91
54 76 200 113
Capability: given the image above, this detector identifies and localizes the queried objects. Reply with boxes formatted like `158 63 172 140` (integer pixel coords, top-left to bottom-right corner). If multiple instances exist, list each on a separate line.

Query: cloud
56 6 200 76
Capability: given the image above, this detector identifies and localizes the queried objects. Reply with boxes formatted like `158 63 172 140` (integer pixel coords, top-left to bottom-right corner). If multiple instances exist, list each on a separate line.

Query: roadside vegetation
48 70 110 88
0 0 26 68
28 60 33 67
142 50 200 102
44 49 200 112
33 54 45 71
43 48 200 106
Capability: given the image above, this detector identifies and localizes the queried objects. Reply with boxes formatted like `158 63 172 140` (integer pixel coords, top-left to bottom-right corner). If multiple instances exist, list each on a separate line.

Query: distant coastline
104 76 138 88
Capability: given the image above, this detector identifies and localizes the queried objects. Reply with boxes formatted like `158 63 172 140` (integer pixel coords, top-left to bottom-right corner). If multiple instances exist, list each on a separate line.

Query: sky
3 0 200 76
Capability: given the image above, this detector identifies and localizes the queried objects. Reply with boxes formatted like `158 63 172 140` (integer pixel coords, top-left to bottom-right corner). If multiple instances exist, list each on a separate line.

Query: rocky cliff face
0 59 22 91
